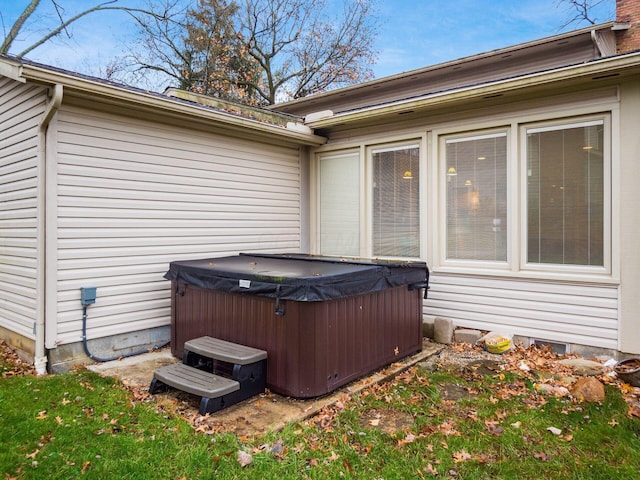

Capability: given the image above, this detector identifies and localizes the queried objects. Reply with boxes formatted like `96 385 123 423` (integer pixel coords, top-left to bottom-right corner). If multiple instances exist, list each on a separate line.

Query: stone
433 317 454 345
570 377 605 403
556 358 604 376
454 328 482 344
422 319 434 339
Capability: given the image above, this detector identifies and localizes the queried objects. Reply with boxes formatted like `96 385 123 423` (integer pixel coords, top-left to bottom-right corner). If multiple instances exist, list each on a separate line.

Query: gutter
35 83 63 375
17 62 326 147
305 52 640 129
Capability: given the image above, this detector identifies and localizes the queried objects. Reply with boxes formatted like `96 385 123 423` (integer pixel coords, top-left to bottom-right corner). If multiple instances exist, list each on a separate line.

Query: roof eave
305 53 640 129
274 22 616 112
14 61 327 147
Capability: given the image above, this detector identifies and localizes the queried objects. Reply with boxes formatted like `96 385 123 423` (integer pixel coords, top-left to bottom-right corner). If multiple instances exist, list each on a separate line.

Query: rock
454 328 482 344
422 319 434 339
534 383 571 397
433 317 454 345
556 358 604 376
570 377 605 403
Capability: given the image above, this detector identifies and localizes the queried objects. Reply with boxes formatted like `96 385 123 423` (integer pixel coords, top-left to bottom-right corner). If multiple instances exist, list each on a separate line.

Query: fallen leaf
534 452 551 461
546 426 562 436
369 418 380 426
511 421 522 428
397 433 417 447
25 449 39 459
55 416 63 425
424 463 438 474
484 420 504 436
36 411 47 420
608 419 619 427
453 450 472 463
327 451 339 462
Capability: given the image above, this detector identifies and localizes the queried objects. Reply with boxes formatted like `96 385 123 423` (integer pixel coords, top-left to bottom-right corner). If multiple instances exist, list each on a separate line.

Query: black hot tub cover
164 253 429 302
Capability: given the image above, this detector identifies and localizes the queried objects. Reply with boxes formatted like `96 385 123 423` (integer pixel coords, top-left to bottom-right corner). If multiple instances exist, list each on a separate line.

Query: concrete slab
87 339 443 437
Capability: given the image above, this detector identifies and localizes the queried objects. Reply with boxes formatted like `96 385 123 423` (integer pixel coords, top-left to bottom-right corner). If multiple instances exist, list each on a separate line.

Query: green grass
1 360 639 479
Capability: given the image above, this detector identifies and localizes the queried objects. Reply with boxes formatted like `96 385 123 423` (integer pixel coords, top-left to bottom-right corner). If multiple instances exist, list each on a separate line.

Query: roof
272 22 623 119
0 54 326 147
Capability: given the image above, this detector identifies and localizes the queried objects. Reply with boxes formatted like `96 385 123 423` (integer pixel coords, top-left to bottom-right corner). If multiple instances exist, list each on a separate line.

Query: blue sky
1 0 616 87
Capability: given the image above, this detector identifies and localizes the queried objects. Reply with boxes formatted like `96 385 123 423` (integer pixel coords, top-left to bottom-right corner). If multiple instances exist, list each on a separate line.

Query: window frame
313 138 424 261
367 142 422 260
520 114 612 276
316 150 363 257
438 127 512 271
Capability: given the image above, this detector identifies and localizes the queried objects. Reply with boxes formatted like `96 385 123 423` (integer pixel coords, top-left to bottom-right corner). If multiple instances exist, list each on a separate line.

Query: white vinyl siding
426 273 618 349
53 105 302 345
0 78 46 341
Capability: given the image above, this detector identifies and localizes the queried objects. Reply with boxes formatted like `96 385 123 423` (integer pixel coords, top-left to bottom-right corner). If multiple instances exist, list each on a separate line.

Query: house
1 0 639 373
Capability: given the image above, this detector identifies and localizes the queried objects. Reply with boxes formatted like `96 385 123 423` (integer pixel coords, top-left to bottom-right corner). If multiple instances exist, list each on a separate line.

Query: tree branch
0 0 41 54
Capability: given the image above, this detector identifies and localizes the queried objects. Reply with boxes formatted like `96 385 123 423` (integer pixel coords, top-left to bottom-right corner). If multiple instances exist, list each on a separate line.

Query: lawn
1 341 639 479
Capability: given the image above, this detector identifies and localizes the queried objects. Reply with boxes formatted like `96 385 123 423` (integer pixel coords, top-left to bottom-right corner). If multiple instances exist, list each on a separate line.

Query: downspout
35 83 63 375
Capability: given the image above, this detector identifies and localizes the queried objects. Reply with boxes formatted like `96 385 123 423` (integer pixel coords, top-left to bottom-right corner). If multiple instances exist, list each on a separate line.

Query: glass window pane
372 146 420 257
319 153 360 256
446 133 507 261
526 121 604 266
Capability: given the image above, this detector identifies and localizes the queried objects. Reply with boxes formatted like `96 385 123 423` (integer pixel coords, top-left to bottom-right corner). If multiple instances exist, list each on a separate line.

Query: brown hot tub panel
166 253 429 398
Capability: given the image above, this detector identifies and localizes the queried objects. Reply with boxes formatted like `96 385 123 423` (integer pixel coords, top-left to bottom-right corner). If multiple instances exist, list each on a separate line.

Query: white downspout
35 83 63 375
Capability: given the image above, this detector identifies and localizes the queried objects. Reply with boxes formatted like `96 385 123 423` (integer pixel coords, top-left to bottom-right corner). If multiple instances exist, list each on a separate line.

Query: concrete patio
87 338 443 436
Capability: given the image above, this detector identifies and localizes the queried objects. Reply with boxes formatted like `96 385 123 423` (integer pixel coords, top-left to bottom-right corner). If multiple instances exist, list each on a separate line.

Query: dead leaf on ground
534 452 552 461
453 450 472 463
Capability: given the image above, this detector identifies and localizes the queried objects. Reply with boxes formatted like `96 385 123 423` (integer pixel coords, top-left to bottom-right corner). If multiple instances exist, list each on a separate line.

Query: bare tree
556 0 610 28
1 0 169 56
123 0 261 100
128 0 378 105
238 0 377 104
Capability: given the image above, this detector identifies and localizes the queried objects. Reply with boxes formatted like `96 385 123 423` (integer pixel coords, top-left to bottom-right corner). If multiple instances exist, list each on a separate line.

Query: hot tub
164 253 429 398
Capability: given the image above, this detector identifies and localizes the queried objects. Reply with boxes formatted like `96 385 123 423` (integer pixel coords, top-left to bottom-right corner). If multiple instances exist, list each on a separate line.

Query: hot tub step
184 336 267 365
150 363 241 414
182 336 268 405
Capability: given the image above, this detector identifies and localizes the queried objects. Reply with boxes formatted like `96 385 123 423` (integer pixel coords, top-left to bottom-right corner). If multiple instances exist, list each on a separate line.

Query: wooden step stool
150 336 267 414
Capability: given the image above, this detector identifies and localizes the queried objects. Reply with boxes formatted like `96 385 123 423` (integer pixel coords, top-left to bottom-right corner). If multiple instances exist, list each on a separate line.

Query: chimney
616 0 640 53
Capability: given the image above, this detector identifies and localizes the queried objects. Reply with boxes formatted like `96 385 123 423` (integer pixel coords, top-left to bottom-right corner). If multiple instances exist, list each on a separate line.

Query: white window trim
519 114 612 276
437 127 512 271
312 137 425 261
366 140 423 260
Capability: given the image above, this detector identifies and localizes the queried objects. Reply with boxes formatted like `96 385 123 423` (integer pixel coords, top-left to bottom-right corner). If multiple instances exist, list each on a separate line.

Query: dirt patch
358 408 415 434
440 384 477 401
466 359 504 376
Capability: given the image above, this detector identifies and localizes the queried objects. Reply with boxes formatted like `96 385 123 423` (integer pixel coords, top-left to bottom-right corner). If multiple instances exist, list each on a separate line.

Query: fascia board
17 63 327 147
305 53 640 129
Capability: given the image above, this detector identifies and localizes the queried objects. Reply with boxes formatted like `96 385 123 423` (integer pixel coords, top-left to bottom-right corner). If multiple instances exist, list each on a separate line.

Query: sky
0 0 616 91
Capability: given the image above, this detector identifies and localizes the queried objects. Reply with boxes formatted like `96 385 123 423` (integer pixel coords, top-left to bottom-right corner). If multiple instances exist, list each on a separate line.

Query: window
445 132 508 262
372 145 420 257
318 152 360 256
526 120 604 266
316 142 421 259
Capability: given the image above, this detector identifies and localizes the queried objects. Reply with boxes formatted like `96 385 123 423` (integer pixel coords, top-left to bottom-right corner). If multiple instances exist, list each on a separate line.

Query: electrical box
81 287 97 306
